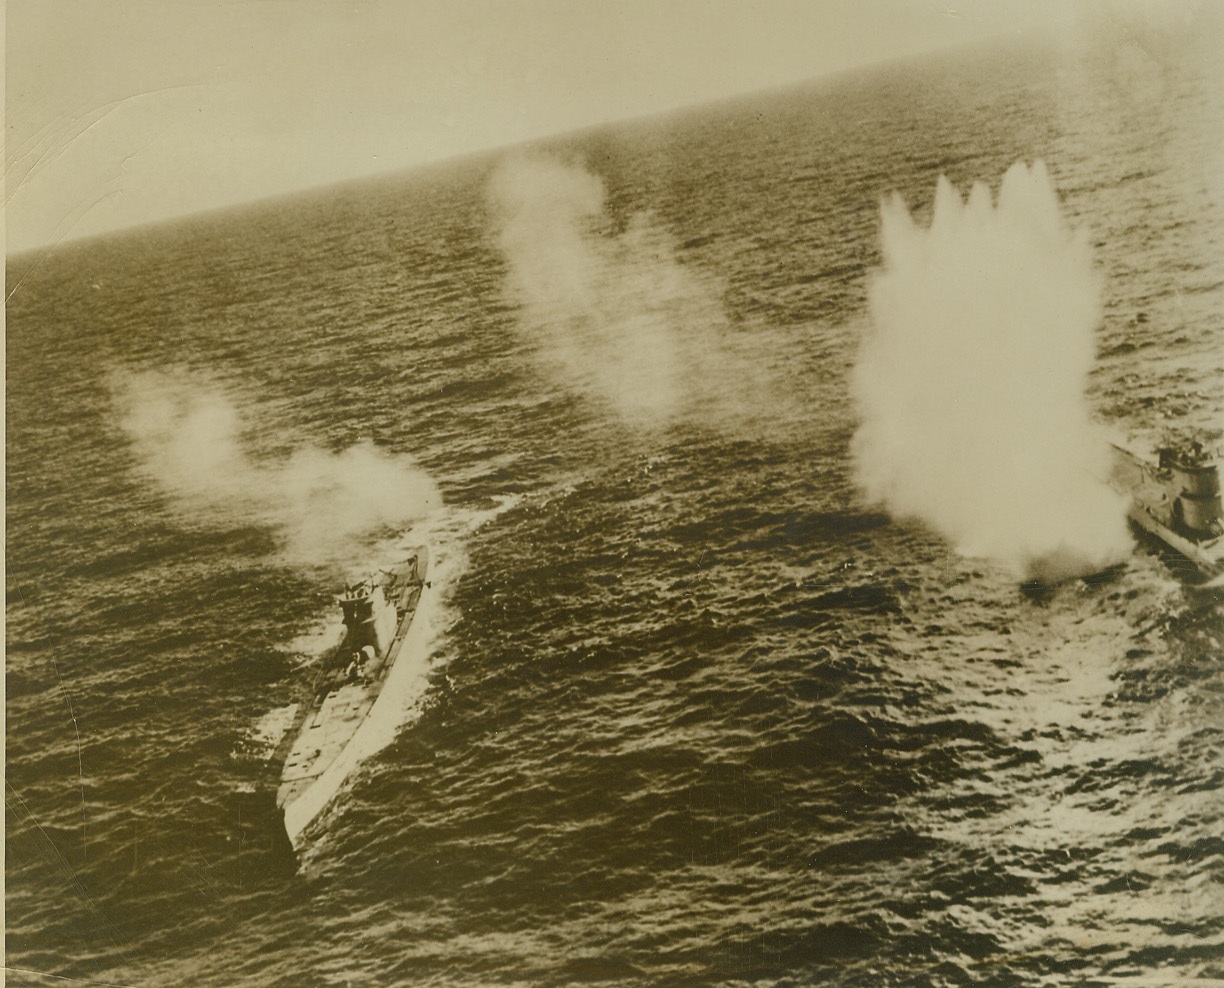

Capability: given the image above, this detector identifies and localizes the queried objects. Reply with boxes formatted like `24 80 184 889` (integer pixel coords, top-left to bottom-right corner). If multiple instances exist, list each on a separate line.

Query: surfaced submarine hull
271 547 430 852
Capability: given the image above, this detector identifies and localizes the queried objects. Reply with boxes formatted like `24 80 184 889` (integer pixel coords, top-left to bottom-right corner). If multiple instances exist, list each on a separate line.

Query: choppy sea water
7 40 1224 987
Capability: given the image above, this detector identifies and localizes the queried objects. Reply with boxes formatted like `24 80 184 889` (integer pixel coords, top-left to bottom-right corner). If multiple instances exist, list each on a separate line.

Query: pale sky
3 1 1099 253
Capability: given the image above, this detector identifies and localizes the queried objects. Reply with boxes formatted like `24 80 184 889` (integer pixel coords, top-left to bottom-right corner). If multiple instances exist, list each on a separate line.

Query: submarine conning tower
338 581 398 659
1158 442 1223 537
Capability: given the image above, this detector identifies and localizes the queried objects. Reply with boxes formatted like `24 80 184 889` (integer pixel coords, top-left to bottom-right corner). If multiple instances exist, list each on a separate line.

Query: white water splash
245 704 302 759
851 161 1131 580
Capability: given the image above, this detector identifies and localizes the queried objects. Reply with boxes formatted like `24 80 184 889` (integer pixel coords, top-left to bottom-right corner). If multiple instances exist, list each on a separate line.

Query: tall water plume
851 161 1131 580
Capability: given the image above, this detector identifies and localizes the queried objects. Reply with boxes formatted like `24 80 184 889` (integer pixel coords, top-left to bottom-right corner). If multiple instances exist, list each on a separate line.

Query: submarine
270 547 431 851
1112 436 1224 582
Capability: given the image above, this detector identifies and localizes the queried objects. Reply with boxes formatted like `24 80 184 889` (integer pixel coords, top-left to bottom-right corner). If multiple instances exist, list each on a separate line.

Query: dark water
8 41 1223 987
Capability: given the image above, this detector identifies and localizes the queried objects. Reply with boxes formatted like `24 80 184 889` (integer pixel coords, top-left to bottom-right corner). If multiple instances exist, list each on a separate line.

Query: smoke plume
489 151 777 430
851 161 1130 580
111 370 440 564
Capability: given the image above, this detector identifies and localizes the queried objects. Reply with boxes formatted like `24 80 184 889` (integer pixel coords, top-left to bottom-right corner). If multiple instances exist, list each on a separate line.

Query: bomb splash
851 161 1131 581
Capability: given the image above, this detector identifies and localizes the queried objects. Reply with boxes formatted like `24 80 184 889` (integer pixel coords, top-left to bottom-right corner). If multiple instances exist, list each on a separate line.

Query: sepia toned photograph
6 2 1223 985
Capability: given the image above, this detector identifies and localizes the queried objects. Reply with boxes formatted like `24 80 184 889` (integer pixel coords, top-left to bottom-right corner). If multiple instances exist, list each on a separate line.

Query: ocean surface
7 39 1224 987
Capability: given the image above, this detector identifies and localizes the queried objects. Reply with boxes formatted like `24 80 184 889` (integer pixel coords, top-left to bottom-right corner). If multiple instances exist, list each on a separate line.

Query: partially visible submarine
1112 436 1224 583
